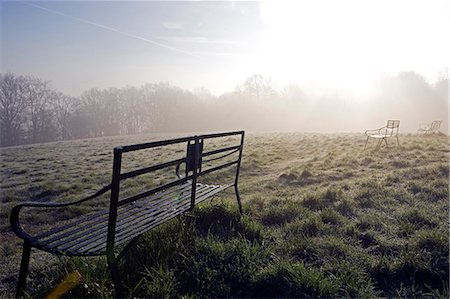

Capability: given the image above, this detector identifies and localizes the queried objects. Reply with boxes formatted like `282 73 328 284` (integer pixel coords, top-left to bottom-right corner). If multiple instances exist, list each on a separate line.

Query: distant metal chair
418 120 442 135
364 120 400 150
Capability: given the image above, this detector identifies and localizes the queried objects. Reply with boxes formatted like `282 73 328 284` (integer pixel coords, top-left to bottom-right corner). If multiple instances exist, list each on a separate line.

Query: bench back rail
106 131 244 257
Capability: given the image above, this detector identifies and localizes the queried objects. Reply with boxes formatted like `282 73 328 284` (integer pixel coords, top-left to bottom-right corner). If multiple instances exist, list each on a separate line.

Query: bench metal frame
418 120 442 135
10 131 245 297
364 120 400 150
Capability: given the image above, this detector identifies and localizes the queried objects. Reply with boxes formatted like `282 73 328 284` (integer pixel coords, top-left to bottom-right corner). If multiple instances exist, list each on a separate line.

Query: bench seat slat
101 201 192 252
195 184 230 204
60 186 200 252
56 183 211 251
33 208 107 241
32 183 228 255
83 200 193 254
38 212 110 246
66 184 219 253
37 183 192 247
85 184 231 254
43 184 197 250
110 185 225 246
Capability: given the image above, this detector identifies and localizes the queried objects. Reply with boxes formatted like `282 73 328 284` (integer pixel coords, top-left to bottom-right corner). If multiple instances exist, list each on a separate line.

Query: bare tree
120 87 144 135
22 76 53 143
0 73 28 146
241 74 277 101
80 88 105 137
52 92 80 140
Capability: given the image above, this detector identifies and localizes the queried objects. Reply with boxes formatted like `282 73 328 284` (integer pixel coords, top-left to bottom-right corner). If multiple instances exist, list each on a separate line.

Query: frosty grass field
0 132 448 297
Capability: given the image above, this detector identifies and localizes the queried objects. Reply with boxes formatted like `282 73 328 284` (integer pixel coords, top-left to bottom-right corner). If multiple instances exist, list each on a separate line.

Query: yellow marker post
46 271 82 299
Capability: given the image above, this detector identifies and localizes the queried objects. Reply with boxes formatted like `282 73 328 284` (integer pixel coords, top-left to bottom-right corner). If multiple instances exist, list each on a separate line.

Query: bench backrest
385 120 400 136
105 131 244 253
430 120 442 132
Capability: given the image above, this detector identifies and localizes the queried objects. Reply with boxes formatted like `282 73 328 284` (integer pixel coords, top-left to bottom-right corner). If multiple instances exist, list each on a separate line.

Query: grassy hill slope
1 132 448 297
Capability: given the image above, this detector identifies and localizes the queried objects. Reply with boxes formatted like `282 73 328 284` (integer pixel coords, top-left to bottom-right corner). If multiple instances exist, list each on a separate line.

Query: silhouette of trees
22 76 56 143
52 92 80 140
0 73 29 146
0 71 447 147
241 74 277 101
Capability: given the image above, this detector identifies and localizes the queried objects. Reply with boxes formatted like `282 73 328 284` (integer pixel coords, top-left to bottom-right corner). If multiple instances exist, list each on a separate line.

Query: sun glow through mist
259 0 449 92
2 1 448 96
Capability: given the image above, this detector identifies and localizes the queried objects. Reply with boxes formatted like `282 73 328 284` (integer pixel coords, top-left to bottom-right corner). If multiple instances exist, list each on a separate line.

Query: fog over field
0 70 448 147
1 1 448 147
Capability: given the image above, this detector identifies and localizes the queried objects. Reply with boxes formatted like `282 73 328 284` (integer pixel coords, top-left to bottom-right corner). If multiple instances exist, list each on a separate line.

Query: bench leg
107 255 125 298
16 240 31 297
376 138 383 149
116 236 140 261
234 184 243 215
364 136 369 150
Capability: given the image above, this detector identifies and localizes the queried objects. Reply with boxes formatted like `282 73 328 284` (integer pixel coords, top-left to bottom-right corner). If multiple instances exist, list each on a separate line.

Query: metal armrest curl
10 184 111 240
175 162 183 179
419 123 430 130
365 126 385 136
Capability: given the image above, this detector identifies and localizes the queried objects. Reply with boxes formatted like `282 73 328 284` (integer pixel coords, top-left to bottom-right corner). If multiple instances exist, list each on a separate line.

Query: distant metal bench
10 131 245 297
364 120 400 150
418 120 442 135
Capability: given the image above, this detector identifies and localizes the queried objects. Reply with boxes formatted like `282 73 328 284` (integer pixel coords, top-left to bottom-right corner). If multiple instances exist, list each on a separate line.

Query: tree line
0 72 281 147
0 71 447 147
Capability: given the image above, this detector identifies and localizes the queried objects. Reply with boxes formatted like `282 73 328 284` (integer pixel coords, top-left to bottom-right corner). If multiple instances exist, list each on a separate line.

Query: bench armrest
419 123 431 130
175 162 183 179
10 184 111 240
365 126 385 136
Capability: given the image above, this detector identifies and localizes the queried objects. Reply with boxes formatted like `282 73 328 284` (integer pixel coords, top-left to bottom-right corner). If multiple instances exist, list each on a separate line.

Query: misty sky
1 0 449 96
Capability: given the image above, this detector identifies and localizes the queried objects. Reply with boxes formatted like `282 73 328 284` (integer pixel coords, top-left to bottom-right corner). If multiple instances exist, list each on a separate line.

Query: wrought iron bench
418 120 442 134
364 120 400 150
10 131 245 297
